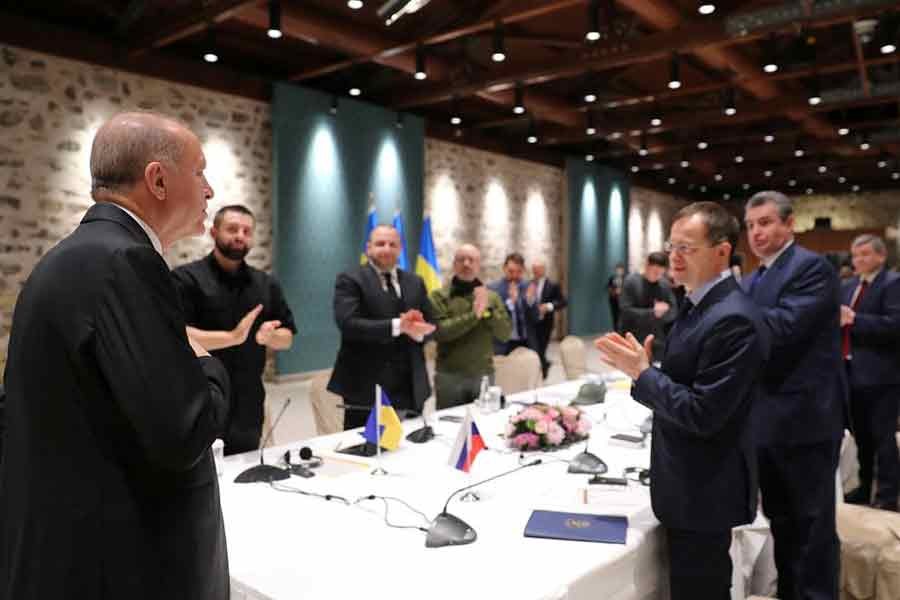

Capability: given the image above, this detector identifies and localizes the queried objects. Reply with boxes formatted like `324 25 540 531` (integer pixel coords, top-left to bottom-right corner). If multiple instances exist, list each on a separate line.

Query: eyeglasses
663 240 724 255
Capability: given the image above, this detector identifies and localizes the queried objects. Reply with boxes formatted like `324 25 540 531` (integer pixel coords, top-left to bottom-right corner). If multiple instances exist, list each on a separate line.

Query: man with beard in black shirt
172 205 296 455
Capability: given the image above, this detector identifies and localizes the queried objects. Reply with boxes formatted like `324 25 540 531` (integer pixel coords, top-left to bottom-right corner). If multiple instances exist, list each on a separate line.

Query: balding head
89 111 213 248
453 244 481 281
90 112 190 199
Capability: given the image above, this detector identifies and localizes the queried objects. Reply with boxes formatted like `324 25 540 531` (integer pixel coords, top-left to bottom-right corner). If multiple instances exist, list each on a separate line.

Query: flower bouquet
505 403 592 451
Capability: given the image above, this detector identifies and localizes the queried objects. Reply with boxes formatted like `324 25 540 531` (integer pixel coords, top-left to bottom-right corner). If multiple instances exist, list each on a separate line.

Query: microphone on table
567 439 609 475
234 397 292 484
426 459 543 548
405 409 434 444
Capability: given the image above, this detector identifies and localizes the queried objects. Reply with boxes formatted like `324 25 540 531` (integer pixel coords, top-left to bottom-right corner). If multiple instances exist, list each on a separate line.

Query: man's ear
144 162 166 201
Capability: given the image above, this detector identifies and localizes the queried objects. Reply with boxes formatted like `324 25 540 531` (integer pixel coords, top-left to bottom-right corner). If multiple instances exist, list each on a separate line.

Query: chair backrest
309 371 344 436
493 347 542 395
559 336 587 380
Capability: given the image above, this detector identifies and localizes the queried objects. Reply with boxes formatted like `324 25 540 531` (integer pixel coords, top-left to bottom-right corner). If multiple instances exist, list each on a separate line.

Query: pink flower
561 406 580 419
562 416 578 432
534 420 549 434
520 407 543 422
575 417 592 435
545 422 566 445
513 432 540 449
547 408 560 419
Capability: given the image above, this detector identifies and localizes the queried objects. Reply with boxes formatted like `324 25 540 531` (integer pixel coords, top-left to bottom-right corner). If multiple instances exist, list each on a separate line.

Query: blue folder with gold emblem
524 510 627 544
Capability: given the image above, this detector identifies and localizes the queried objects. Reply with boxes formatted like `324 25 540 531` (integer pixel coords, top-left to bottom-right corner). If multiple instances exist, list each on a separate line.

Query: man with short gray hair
841 234 900 510
744 190 846 600
1 112 231 599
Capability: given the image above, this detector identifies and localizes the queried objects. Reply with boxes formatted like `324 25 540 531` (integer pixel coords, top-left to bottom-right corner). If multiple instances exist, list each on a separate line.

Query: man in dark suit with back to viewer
744 190 847 600
0 112 232 599
597 201 770 600
328 224 435 430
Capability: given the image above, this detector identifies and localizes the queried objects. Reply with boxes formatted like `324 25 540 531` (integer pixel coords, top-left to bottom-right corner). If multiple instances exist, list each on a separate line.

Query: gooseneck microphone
234 397 292 483
426 459 542 548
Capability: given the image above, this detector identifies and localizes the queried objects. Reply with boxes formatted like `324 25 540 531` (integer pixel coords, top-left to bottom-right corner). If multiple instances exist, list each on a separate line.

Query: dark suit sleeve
851 276 900 343
760 257 838 350
632 315 765 438
659 283 677 325
620 276 653 321
93 247 230 472
549 281 567 311
333 271 392 342
270 278 298 334
170 267 199 325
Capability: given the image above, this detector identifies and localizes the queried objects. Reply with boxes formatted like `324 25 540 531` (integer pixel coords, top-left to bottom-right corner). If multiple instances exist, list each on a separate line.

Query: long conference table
220 378 667 600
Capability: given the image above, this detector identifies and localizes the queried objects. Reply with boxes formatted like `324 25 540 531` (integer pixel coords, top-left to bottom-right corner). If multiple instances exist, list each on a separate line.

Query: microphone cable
268 481 351 505
353 494 431 533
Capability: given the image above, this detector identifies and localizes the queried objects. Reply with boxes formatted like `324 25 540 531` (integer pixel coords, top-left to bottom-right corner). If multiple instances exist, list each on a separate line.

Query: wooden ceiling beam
128 0 260 57
284 0 584 82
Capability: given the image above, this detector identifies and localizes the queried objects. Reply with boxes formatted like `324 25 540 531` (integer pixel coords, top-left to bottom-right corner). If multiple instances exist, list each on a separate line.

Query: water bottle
477 375 489 411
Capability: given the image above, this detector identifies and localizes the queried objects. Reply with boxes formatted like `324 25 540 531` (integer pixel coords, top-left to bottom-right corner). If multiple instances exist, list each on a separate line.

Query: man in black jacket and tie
1 112 231 599
528 259 568 378
328 225 436 429
597 202 770 600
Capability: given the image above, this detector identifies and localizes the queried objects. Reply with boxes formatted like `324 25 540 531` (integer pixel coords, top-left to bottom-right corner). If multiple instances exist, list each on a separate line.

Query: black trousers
850 383 900 507
758 439 840 600
536 322 552 379
666 527 732 600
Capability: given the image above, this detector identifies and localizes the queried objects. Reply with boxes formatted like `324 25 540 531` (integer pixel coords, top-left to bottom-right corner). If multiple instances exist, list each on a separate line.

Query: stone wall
0 44 272 379
424 138 565 284
627 186 689 271
792 191 900 251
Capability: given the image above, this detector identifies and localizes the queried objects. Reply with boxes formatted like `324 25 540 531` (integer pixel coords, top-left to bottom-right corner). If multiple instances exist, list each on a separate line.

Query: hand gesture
526 282 537 304
399 309 436 339
255 319 282 346
653 300 670 319
840 305 855 327
186 330 210 358
508 281 519 302
231 304 263 345
473 285 489 317
594 332 653 380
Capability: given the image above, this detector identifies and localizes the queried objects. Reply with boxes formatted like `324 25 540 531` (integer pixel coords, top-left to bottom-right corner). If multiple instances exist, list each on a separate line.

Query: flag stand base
370 465 389 476
459 490 480 502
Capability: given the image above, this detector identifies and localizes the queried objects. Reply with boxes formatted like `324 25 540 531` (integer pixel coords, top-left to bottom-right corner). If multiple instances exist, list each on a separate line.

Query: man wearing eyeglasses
596 202 770 600
743 191 846 600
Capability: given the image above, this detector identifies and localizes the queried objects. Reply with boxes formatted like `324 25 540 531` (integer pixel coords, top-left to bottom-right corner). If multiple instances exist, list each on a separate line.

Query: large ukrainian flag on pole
392 211 409 271
360 204 377 265
415 214 441 293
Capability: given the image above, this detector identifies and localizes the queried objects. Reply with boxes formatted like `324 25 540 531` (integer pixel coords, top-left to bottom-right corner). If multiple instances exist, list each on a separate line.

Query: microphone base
335 442 379 457
567 451 609 475
425 512 477 548
405 425 435 444
234 463 290 484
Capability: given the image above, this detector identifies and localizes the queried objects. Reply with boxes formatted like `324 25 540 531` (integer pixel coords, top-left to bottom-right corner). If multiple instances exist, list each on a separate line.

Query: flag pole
371 384 388 476
460 409 480 502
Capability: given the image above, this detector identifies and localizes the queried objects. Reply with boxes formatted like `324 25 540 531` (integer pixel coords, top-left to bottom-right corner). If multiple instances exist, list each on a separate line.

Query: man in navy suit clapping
841 234 900 511
744 190 847 600
597 202 770 600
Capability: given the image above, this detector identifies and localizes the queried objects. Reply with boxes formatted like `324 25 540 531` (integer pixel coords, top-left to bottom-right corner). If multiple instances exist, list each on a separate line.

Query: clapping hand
473 285 489 317
400 309 436 339
594 332 653 380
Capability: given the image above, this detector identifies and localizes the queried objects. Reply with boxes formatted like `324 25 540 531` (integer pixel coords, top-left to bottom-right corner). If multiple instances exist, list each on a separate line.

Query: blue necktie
748 265 767 296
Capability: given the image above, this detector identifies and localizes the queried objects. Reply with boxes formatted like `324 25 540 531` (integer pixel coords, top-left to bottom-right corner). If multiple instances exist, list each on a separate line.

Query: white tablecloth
221 380 665 600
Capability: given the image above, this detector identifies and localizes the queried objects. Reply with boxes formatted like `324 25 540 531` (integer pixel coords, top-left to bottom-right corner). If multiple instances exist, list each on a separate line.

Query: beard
215 238 250 261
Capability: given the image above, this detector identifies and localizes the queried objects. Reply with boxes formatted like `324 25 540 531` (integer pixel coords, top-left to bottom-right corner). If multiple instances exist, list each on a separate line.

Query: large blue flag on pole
360 205 376 265
415 214 441 293
392 211 409 271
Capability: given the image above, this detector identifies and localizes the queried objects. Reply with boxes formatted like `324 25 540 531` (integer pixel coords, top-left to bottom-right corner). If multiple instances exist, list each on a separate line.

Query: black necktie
677 297 694 321
383 272 398 299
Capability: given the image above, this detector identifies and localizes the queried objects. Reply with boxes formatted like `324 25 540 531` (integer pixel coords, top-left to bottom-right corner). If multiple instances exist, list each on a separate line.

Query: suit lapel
855 270 884 312
752 243 794 304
